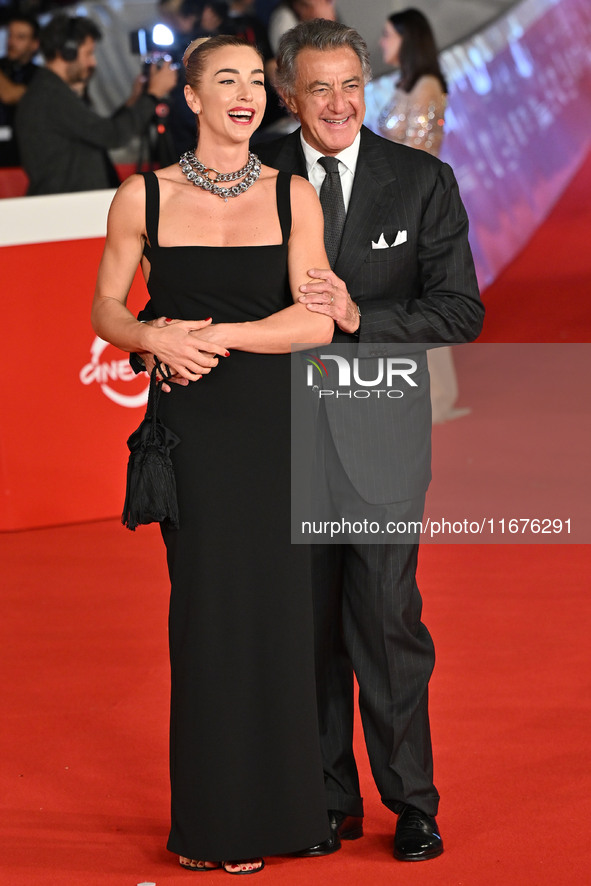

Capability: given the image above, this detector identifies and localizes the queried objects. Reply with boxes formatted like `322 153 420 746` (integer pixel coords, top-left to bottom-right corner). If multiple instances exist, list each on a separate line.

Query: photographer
15 14 176 195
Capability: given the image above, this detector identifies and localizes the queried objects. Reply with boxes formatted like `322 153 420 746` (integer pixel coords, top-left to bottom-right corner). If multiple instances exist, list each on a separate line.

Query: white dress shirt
300 131 361 212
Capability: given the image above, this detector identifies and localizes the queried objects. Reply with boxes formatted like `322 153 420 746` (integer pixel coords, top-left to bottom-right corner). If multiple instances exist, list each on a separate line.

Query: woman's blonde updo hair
183 34 264 91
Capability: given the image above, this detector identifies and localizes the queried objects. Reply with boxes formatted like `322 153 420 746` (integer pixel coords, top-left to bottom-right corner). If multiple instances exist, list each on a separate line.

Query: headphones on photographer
60 19 79 62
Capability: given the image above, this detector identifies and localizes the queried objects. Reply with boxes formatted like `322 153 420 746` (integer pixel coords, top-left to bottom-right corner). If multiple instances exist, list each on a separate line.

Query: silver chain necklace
179 150 262 201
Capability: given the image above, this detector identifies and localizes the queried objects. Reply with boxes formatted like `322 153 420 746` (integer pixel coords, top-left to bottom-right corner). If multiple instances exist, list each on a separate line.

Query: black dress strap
142 171 160 257
275 171 292 246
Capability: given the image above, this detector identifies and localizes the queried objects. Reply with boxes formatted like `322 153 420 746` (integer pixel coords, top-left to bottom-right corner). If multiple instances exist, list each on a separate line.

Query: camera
129 25 182 68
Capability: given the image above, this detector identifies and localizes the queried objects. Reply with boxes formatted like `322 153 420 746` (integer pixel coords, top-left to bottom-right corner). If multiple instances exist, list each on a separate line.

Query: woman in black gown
92 35 334 874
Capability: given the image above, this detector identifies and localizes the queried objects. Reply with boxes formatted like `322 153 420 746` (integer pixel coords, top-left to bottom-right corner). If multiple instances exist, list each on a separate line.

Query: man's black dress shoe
292 828 341 857
292 808 365 856
393 805 443 861
330 810 364 840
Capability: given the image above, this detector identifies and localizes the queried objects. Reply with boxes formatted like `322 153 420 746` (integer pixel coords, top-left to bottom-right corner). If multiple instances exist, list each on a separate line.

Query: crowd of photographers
0 1 337 194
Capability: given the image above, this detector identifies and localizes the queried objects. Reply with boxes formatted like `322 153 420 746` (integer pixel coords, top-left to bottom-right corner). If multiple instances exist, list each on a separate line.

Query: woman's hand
144 316 230 380
188 323 231 347
140 317 230 391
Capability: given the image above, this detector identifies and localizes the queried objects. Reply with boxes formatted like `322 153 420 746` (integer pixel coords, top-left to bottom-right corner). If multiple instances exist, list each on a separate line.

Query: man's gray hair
275 19 372 98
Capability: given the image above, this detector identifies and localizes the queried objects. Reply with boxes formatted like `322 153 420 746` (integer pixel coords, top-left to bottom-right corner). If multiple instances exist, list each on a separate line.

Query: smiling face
184 44 266 144
380 20 403 67
284 47 365 156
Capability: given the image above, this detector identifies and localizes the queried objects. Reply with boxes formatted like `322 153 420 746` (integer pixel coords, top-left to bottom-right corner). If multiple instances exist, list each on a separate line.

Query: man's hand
298 268 360 335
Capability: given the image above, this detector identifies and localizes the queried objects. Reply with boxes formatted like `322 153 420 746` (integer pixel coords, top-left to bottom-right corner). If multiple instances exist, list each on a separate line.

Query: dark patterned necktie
318 156 346 269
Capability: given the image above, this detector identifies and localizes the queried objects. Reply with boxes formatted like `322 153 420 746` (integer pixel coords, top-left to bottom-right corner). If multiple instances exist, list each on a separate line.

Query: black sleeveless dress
142 171 330 860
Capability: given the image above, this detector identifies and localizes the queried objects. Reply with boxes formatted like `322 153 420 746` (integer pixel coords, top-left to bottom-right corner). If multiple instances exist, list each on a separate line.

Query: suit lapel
266 129 308 179
261 127 400 286
334 127 398 283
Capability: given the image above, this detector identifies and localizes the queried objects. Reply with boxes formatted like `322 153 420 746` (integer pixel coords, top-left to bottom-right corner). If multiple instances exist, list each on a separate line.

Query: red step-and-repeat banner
1 191 151 531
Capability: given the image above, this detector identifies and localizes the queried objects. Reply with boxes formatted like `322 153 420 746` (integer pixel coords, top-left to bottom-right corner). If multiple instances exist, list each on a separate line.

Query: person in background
15 14 176 194
227 0 270 52
378 7 446 154
0 14 39 167
263 0 337 136
158 0 230 37
379 7 465 424
268 0 336 55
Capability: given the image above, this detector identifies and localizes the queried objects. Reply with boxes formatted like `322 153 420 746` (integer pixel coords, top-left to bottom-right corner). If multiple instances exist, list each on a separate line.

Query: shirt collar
300 130 361 177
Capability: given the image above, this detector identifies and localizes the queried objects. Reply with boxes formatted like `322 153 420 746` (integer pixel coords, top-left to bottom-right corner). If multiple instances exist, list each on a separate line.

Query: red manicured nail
165 318 172 322
225 351 230 357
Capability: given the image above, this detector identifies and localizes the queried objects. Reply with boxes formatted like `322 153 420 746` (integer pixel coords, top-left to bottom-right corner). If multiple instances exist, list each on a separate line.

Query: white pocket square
371 233 390 249
371 230 408 249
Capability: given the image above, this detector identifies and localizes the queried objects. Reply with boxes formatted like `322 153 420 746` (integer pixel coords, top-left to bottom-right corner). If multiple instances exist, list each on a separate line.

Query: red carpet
478 147 591 343
425 342 591 544
1 522 590 886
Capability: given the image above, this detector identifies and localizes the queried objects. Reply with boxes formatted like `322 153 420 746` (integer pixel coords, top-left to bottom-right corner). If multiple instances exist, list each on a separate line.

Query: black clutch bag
121 365 180 531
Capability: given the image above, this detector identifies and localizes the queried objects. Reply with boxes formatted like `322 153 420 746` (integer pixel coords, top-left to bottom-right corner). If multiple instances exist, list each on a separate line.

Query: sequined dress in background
377 76 446 157
378 75 469 424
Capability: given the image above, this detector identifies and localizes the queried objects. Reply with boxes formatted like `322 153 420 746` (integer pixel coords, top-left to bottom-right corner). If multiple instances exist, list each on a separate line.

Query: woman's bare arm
91 174 226 379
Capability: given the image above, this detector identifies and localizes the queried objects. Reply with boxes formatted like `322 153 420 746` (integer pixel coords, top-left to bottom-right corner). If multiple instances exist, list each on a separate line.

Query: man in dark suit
256 20 483 862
